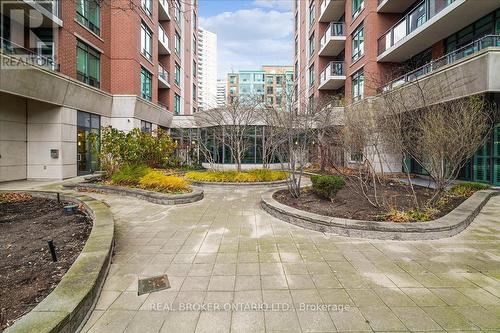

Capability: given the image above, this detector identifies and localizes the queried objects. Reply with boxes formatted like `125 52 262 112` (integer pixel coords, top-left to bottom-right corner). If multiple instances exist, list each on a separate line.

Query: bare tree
195 95 263 172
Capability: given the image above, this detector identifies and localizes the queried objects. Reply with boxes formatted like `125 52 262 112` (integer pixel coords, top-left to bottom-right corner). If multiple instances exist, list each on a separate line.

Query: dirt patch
274 179 466 222
0 194 92 330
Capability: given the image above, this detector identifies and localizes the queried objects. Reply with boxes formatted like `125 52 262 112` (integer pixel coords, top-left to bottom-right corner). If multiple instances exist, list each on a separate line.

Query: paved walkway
72 186 500 333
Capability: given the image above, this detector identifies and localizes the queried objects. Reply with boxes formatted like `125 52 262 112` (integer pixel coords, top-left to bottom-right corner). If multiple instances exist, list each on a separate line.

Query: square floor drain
138 274 171 296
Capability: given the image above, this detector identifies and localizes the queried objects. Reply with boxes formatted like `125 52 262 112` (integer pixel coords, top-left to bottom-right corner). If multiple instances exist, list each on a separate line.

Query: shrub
450 182 490 197
185 169 287 183
383 207 438 222
139 170 190 193
310 175 345 200
111 164 151 186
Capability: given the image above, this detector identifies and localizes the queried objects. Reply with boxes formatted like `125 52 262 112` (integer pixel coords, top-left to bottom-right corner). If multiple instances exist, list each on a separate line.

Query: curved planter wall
188 179 292 188
261 189 498 240
63 183 204 205
3 191 114 333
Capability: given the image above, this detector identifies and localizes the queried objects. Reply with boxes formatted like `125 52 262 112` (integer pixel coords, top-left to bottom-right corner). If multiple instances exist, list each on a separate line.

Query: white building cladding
216 80 227 107
197 28 218 111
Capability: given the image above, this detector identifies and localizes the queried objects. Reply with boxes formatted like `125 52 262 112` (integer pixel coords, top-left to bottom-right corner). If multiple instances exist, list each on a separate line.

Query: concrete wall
0 94 27 182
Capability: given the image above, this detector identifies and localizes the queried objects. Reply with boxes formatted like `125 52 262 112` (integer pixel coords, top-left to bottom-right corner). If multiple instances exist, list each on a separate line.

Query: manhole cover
138 274 170 296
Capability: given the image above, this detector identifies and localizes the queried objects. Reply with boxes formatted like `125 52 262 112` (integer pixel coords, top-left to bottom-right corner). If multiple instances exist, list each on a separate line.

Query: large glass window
309 33 315 57
308 63 315 88
352 23 364 61
174 62 181 86
141 67 152 101
141 0 152 16
175 31 181 55
308 1 315 28
174 94 181 115
76 40 100 88
174 0 181 23
76 0 100 35
141 23 152 60
141 120 152 133
352 0 364 19
352 69 364 102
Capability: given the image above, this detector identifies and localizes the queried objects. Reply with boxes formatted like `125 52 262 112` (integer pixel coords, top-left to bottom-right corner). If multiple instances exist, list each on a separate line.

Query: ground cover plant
185 169 287 183
0 194 91 330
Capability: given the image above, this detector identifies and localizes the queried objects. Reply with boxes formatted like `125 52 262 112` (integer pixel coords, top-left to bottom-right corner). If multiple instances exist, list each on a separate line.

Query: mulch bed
274 178 466 222
0 194 92 330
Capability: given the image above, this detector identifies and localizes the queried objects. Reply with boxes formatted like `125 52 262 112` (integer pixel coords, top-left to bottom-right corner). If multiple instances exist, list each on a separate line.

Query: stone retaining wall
3 191 114 333
261 189 498 240
63 183 204 205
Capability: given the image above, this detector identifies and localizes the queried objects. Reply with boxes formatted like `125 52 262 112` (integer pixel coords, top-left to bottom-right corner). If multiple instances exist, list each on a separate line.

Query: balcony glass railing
320 61 345 83
381 35 500 92
158 26 169 47
320 22 345 49
378 0 456 55
0 37 58 71
159 0 169 16
158 65 169 83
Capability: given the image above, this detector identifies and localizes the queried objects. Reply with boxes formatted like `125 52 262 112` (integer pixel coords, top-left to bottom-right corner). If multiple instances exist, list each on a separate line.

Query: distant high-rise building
216 80 227 107
197 28 218 111
227 66 294 108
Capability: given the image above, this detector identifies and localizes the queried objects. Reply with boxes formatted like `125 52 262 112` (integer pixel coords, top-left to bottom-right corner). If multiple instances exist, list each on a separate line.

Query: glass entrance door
77 111 100 175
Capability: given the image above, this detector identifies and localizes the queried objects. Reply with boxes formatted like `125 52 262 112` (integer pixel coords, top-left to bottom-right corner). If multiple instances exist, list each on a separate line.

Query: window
254 74 264 82
193 84 197 101
174 93 181 115
352 0 364 19
352 23 364 61
240 74 251 83
141 120 152 133
174 0 181 23
266 86 273 95
352 69 364 102
141 67 152 101
193 60 197 77
174 62 181 86
141 23 152 60
309 33 315 57
308 1 315 28
266 75 273 84
76 0 100 35
193 35 197 54
308 64 315 88
141 0 152 16
276 75 283 85
76 40 100 88
229 75 237 84
267 96 274 105
175 31 181 55
295 37 298 55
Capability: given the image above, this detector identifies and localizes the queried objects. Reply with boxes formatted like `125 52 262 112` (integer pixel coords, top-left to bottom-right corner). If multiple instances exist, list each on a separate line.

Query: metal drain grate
138 274 171 296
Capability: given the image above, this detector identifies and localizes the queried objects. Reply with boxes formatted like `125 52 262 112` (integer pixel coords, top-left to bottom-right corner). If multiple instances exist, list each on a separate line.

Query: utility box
50 149 59 159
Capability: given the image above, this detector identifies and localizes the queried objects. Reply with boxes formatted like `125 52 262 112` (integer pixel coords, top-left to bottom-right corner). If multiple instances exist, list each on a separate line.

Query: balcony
319 0 345 23
158 64 170 88
158 26 171 54
319 22 346 56
319 61 346 90
377 0 500 62
381 35 500 92
377 0 415 13
159 0 171 20
1 0 62 27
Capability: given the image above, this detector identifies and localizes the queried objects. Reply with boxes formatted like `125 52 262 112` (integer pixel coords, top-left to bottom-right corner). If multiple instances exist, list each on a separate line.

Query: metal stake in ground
47 240 57 262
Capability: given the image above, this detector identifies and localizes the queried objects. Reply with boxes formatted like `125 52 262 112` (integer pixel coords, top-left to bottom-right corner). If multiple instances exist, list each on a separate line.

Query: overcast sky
199 0 294 80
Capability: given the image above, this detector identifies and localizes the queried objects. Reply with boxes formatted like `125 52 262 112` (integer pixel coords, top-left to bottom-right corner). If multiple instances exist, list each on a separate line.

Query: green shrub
310 175 345 200
450 182 490 197
111 164 151 186
185 169 287 183
139 170 190 193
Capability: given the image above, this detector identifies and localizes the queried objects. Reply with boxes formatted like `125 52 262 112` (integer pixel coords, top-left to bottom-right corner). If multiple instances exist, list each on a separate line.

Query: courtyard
13 182 497 333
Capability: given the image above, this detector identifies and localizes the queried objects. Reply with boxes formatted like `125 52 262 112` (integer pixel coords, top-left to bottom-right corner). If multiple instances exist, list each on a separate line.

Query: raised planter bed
261 189 498 240
188 179 290 188
3 191 114 333
63 183 204 205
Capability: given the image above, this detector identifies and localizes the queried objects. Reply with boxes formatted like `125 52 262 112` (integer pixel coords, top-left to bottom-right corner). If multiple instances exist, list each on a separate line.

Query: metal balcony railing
378 0 456 55
320 22 345 49
381 35 500 92
0 37 59 71
320 61 345 83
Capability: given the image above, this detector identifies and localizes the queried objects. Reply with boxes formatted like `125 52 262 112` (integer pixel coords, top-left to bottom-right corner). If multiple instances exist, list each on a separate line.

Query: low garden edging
63 182 204 205
261 189 499 240
188 179 290 188
4 191 114 333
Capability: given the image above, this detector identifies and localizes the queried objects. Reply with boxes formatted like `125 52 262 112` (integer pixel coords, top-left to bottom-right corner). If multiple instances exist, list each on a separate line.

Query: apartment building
227 65 294 108
295 0 500 185
0 0 198 181
216 79 227 107
197 27 217 111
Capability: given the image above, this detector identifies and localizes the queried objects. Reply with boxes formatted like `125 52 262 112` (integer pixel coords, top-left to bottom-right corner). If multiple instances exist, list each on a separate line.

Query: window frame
351 23 364 62
76 0 100 35
351 69 364 102
141 22 153 60
76 39 100 88
141 67 153 101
